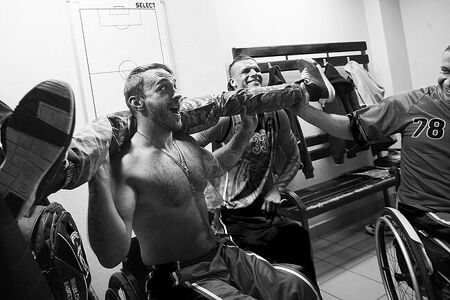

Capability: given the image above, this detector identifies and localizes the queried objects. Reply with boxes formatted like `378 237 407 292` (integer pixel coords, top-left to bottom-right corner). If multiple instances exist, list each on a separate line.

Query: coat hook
322 58 327 66
347 56 350 63
267 62 272 68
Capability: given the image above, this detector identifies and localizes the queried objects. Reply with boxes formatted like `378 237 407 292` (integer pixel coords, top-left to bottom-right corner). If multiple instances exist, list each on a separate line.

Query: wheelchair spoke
375 209 437 300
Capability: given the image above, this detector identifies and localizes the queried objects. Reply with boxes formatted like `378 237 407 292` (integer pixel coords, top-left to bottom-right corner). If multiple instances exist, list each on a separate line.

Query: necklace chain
136 131 196 193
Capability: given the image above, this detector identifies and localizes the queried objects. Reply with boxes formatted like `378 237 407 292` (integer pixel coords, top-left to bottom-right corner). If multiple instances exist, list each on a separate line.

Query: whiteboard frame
66 0 173 120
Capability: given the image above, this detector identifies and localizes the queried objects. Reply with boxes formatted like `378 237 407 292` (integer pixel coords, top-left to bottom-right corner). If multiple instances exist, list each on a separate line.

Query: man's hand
93 152 111 182
239 106 258 133
261 187 285 214
288 82 310 115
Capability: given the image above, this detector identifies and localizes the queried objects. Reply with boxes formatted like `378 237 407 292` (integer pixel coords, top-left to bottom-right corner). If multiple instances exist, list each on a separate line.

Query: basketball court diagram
67 0 172 118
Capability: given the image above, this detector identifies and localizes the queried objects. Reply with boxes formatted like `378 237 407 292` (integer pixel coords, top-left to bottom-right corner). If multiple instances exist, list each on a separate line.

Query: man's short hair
227 55 258 90
123 63 174 104
228 54 257 77
445 45 450 52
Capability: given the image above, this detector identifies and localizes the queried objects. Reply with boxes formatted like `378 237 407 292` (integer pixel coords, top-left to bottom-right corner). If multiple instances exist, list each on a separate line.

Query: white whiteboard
66 0 172 120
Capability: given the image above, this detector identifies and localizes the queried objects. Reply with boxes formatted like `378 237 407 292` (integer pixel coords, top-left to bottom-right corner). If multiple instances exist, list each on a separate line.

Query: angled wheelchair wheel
105 270 146 300
375 208 437 300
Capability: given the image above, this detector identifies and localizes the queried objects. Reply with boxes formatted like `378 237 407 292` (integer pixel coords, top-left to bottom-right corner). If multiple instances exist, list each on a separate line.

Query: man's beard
148 103 182 131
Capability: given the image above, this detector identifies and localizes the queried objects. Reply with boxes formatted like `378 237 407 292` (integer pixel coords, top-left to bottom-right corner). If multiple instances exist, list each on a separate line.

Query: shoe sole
0 80 75 218
297 58 335 104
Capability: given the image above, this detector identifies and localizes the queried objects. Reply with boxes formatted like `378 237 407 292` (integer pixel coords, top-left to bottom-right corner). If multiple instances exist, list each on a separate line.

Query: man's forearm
88 173 130 268
180 84 303 134
294 104 354 140
213 126 253 172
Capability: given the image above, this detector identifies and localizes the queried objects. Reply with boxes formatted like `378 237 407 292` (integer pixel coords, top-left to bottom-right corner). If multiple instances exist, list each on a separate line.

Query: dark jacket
268 65 314 178
323 63 361 164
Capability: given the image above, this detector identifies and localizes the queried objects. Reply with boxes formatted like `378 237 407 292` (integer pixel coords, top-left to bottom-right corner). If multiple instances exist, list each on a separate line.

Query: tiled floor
312 216 388 300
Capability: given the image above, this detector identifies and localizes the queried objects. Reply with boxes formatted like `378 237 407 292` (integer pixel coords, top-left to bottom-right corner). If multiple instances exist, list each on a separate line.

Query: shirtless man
87 63 320 299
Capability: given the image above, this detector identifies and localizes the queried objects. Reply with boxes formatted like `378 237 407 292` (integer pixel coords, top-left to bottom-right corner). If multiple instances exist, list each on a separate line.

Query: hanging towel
345 61 385 106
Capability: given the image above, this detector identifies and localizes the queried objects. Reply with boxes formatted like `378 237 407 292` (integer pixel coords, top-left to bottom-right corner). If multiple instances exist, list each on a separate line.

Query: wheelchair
375 206 450 300
105 189 313 300
105 237 148 300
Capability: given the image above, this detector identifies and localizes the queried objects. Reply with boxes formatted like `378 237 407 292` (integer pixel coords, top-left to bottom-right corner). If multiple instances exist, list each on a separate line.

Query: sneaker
364 223 376 235
364 223 394 236
0 80 75 218
297 58 335 104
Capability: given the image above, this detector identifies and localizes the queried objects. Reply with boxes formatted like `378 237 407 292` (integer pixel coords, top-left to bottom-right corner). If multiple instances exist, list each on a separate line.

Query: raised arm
63 84 306 191
289 83 353 140
180 83 304 134
200 107 257 179
87 155 136 268
191 116 232 148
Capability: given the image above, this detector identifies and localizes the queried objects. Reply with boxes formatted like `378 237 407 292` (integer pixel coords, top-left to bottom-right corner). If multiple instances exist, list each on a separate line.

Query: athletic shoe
364 223 393 236
364 223 376 235
297 58 335 104
0 80 75 218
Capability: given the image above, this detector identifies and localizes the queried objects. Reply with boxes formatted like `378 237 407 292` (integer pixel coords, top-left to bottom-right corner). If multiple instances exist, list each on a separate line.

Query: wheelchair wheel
375 208 436 300
105 270 146 300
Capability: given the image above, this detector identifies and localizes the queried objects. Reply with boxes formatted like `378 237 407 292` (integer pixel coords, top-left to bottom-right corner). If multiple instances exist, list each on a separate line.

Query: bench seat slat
292 166 397 218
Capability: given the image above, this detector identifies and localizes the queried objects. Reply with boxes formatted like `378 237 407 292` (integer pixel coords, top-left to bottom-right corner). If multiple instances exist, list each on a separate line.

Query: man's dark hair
123 63 174 103
445 45 450 52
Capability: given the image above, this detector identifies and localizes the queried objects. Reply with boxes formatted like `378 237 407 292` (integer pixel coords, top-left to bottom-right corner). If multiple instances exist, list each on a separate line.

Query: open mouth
441 87 450 96
247 78 262 85
169 105 180 115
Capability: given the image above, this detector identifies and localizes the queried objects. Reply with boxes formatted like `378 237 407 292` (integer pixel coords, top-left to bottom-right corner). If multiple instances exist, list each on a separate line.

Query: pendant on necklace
136 131 196 194
172 140 196 194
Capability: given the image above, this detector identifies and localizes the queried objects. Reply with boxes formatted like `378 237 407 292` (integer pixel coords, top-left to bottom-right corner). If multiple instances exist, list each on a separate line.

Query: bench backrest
232 41 369 73
231 41 371 162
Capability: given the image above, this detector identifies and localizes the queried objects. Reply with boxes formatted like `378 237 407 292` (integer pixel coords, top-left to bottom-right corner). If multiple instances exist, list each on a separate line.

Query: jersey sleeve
349 90 418 143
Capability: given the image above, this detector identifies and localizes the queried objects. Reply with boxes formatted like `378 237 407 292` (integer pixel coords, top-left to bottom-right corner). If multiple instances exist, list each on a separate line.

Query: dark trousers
0 101 54 300
399 203 450 298
221 211 317 286
399 202 450 244
0 195 54 300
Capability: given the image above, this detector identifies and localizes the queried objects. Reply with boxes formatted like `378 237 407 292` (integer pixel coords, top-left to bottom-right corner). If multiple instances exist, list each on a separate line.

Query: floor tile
315 260 340 277
313 242 347 260
321 228 357 243
345 222 369 232
321 246 364 268
334 230 373 248
312 237 334 250
311 215 390 299
320 290 342 300
348 254 383 283
315 260 346 285
347 235 376 253
320 269 386 300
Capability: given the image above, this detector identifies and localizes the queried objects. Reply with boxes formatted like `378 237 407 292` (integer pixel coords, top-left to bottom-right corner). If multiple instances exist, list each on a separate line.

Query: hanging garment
268 65 314 178
345 61 385 106
322 63 361 164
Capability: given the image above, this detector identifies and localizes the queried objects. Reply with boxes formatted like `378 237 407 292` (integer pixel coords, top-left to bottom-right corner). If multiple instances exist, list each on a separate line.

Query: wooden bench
232 41 398 229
